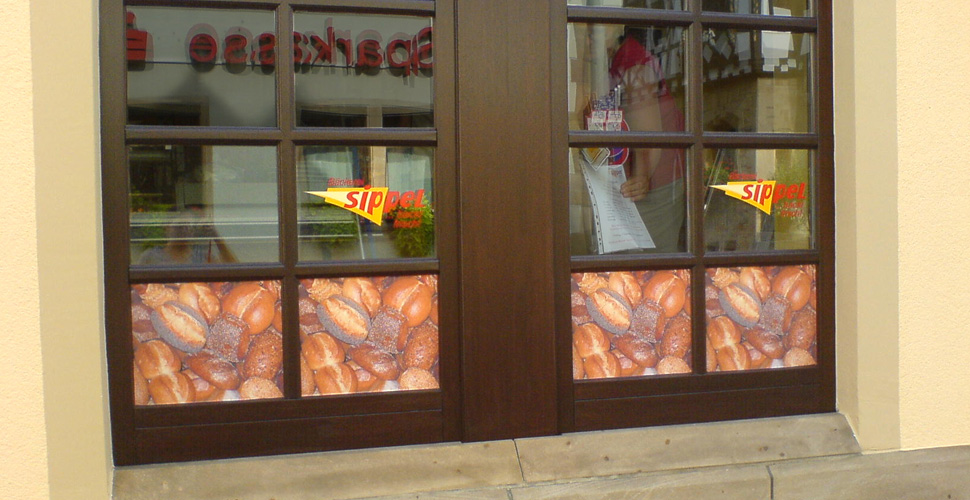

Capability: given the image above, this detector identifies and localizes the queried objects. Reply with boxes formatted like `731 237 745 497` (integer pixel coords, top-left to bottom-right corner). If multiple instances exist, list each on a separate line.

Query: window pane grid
565 1 826 382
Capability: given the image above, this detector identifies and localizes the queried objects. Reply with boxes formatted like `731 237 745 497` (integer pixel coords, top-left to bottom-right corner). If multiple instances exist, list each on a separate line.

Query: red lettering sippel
345 192 359 209
400 191 415 208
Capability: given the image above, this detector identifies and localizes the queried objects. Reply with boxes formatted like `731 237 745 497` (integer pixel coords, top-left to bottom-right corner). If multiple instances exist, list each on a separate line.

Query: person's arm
619 62 663 201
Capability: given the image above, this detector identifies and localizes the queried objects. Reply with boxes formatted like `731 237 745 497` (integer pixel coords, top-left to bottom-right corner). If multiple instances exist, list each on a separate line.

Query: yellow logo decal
306 186 427 226
709 180 777 215
306 186 389 225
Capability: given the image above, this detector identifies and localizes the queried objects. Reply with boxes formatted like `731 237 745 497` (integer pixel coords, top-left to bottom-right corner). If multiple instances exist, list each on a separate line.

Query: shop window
103 0 832 465
562 0 832 432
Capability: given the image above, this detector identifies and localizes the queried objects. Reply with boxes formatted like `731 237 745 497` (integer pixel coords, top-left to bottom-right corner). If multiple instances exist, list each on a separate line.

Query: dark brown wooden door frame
101 0 834 464
455 0 565 441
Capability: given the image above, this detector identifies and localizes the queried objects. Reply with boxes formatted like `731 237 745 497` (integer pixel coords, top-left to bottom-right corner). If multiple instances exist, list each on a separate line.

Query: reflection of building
8 1 970 498
127 8 433 127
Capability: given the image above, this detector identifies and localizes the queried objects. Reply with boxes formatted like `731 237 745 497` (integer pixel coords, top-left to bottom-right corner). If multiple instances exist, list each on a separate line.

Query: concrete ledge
113 441 522 500
770 445 970 500
515 413 859 482
113 413 861 499
509 465 771 500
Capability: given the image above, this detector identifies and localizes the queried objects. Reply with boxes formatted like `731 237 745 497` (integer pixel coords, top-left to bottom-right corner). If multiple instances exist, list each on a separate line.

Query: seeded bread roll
239 376 283 400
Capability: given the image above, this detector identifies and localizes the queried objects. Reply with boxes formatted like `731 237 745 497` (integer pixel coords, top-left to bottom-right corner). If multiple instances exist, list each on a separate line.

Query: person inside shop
609 27 686 253
138 204 237 264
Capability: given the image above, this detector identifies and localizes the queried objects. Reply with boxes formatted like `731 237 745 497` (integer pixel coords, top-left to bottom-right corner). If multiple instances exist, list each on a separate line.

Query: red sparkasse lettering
356 39 384 68
189 33 218 64
174 22 433 74
310 29 334 65
386 38 412 74
416 26 433 69
126 12 149 63
294 32 313 66
224 34 249 65
255 33 276 66
335 31 353 65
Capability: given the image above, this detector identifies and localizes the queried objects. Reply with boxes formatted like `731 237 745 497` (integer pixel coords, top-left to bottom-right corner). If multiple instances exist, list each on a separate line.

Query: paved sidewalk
114 414 970 500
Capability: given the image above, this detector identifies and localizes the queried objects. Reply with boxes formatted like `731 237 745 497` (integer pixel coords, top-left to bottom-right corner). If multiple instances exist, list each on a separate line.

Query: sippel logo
307 186 426 225
709 180 806 215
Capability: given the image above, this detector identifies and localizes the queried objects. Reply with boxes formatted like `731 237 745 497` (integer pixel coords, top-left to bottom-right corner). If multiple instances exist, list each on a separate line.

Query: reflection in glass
132 280 284 405
294 13 433 127
126 7 276 127
702 0 811 17
297 146 435 261
703 149 814 251
129 145 279 264
299 274 440 396
567 0 685 9
703 30 813 133
572 270 692 380
570 148 687 255
704 265 817 372
569 24 685 133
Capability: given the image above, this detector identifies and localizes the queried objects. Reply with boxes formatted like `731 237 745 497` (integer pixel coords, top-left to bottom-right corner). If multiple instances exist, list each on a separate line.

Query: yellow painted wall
833 0 902 451
5 1 970 498
0 0 50 498
896 1 970 449
29 0 113 497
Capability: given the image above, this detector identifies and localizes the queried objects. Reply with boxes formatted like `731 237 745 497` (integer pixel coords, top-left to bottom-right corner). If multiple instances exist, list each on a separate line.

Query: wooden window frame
101 0 833 466
101 0 460 465
555 1 835 432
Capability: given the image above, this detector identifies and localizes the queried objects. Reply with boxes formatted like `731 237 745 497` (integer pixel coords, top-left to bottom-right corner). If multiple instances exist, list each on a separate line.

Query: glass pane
572 270 693 379
567 0 686 9
569 24 686 132
126 8 276 127
294 13 433 127
130 145 279 264
297 146 435 261
299 275 440 395
132 281 284 405
570 148 687 255
703 149 814 251
702 0 812 17
704 265 817 372
703 30 813 133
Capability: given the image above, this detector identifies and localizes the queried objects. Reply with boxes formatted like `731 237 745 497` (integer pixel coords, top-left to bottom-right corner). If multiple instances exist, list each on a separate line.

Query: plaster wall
8 1 970 498
833 0 902 451
29 0 113 497
0 0 50 498
896 0 970 449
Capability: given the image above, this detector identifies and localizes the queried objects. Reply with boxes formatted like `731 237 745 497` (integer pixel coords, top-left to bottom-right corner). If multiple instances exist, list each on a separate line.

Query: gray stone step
118 413 926 500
